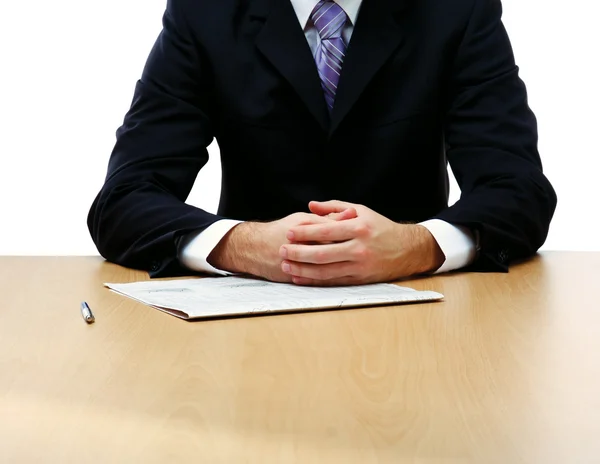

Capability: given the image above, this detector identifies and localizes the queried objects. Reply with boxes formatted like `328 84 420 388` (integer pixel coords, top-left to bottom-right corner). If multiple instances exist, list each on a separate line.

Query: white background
0 0 597 255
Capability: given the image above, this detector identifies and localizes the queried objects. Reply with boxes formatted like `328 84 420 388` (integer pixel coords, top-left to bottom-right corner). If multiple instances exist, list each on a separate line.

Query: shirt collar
289 0 362 29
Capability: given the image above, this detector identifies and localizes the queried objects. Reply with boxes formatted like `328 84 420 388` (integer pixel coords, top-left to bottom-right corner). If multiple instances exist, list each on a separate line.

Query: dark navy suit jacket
88 0 557 277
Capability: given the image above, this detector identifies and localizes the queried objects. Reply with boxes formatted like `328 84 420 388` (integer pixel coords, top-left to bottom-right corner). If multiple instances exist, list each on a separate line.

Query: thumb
309 200 355 216
327 207 358 221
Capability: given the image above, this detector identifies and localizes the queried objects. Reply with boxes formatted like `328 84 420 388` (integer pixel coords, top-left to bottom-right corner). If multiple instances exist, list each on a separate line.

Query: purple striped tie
310 1 348 112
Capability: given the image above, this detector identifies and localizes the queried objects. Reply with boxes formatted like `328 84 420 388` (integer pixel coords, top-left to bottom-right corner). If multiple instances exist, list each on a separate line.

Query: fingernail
279 247 288 259
282 263 291 273
286 231 295 241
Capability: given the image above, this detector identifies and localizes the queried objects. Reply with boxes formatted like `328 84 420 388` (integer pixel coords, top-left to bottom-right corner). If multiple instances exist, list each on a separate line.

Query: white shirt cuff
419 219 477 274
178 219 243 275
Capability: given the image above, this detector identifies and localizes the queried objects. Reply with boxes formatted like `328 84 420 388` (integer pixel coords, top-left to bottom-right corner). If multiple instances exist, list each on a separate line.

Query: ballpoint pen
81 301 95 324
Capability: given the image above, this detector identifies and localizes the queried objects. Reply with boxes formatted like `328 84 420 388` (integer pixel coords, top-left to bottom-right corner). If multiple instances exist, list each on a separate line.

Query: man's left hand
279 200 446 286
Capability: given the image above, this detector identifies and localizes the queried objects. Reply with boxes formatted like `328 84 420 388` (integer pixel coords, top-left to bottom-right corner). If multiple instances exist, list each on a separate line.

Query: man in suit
88 0 557 286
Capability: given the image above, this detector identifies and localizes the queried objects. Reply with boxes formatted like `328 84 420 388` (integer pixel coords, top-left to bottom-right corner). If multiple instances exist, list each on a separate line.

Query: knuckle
354 223 370 237
287 247 297 260
353 245 369 260
315 249 328 263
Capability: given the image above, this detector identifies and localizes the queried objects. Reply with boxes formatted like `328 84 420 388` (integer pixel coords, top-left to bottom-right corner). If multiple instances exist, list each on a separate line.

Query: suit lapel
330 0 413 134
255 0 330 131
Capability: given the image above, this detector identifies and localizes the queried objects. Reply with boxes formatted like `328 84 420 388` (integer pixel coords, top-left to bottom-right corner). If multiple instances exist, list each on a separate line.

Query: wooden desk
1 252 599 463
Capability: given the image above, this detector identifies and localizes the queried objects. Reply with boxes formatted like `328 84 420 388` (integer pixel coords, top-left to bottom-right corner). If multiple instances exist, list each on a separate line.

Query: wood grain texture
1 253 599 463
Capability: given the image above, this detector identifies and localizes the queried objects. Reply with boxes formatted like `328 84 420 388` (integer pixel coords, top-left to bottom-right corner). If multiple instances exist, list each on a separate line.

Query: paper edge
181 292 445 321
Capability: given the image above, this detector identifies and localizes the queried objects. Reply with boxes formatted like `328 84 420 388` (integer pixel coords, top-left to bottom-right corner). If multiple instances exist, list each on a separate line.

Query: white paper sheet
105 276 444 320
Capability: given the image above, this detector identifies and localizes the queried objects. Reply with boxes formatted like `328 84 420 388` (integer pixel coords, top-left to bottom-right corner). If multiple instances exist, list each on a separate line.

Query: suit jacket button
150 261 160 272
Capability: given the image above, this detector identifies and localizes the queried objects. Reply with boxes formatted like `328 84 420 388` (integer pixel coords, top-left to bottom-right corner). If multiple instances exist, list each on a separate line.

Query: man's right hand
207 210 357 282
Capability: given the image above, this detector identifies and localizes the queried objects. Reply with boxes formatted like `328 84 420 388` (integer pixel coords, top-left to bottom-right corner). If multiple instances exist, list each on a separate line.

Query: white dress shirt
179 0 476 276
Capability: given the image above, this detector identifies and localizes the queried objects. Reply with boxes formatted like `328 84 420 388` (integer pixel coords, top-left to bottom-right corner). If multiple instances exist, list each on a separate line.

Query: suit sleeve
435 0 557 271
87 0 222 277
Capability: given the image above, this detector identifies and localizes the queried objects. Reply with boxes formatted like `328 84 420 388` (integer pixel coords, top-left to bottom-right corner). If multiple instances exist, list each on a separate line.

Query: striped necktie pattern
310 1 349 112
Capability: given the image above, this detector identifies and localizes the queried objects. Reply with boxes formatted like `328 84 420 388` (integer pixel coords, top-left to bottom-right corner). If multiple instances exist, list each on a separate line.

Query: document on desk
105 277 444 320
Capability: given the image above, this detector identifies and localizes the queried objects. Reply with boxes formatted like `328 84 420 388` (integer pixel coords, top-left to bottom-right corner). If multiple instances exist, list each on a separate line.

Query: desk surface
1 252 599 463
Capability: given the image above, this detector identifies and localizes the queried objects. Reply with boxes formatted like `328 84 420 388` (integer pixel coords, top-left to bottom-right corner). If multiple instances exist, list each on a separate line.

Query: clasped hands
208 200 445 286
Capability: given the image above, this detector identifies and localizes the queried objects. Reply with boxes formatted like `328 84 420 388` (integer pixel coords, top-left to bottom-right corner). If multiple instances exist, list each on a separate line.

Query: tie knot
310 1 348 40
